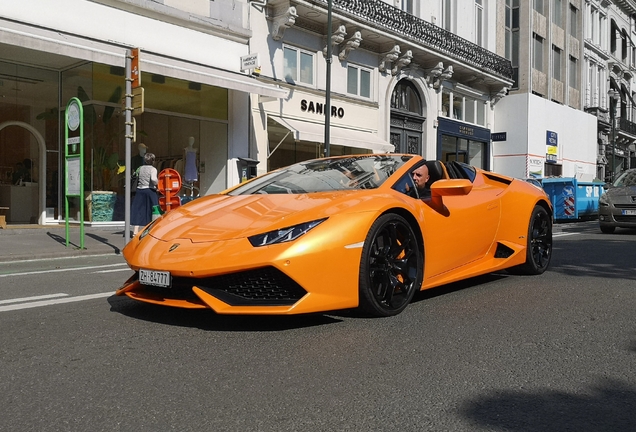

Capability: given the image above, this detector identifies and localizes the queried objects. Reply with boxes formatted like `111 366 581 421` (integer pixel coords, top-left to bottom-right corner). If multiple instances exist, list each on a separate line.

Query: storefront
254 90 393 172
436 118 491 170
0 4 286 225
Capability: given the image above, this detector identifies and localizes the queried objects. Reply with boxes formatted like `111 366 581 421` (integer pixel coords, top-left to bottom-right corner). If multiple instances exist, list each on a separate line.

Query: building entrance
390 80 425 155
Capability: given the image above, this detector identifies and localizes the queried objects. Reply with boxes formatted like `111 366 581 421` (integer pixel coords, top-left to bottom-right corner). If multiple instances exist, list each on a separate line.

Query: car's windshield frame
613 169 636 188
227 155 413 195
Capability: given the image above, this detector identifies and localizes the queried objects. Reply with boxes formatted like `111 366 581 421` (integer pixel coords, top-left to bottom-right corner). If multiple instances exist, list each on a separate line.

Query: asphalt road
1 222 635 431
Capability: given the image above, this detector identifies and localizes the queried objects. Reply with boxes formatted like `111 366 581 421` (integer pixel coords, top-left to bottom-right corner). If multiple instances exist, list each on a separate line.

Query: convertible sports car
117 155 553 317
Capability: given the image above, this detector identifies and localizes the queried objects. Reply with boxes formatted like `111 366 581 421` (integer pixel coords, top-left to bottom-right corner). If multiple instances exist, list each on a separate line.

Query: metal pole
124 50 133 244
324 0 332 157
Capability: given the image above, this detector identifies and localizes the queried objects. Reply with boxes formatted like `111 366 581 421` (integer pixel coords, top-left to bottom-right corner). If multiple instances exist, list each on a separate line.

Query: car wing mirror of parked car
603 182 611 190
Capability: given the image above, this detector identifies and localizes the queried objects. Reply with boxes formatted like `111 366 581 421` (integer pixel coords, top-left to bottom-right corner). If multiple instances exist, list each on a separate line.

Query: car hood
604 186 636 204
149 192 380 242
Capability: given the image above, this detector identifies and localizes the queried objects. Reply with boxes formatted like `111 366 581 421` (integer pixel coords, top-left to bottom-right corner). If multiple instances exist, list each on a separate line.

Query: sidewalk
0 224 127 263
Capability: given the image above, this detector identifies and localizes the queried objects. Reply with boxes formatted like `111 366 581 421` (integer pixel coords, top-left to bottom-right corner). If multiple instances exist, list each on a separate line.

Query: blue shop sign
437 118 491 141
546 131 558 146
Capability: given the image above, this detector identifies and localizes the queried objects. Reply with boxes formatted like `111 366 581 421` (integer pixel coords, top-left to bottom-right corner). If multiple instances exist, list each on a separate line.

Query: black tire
358 214 422 317
600 225 615 234
512 205 552 275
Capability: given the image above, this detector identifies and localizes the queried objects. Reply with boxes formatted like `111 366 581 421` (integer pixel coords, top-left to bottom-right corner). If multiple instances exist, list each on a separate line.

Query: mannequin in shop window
184 137 198 183
131 144 147 173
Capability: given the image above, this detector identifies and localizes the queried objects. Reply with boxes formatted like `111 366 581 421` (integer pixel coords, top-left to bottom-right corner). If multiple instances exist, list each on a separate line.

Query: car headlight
599 193 610 207
248 218 327 247
139 218 160 241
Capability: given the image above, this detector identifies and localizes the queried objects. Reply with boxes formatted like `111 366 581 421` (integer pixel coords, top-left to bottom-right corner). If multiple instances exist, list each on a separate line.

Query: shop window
441 89 451 117
284 46 314 85
453 95 463 121
545 163 562 177
347 65 371 98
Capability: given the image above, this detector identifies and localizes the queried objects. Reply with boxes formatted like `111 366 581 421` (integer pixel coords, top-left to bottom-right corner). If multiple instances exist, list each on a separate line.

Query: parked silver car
598 168 636 233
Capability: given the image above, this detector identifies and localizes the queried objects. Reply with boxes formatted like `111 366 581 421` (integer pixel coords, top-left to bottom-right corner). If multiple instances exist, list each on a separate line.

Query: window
505 0 520 88
399 0 413 14
283 46 314 85
553 0 562 26
544 163 562 176
533 34 544 72
475 0 484 47
476 101 485 126
533 0 543 15
347 65 371 98
553 46 562 81
443 0 452 31
464 96 476 123
569 56 578 88
569 5 577 37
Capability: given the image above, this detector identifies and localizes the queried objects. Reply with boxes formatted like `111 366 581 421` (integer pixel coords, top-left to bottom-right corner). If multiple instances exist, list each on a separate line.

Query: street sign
123 87 145 116
132 87 144 116
240 53 260 71
131 48 141 88
491 132 507 141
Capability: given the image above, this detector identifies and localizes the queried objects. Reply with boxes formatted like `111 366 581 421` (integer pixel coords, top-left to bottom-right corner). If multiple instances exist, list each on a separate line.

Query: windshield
228 155 412 195
614 170 636 187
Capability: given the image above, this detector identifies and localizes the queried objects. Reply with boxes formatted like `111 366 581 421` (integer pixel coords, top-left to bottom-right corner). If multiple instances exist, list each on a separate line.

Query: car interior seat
424 160 445 188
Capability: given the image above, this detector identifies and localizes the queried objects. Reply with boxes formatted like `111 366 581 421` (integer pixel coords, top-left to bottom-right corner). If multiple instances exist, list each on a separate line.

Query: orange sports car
117 155 552 317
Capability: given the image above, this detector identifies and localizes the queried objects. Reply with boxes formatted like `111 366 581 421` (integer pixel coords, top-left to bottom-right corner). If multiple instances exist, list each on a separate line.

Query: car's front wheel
513 205 552 275
358 214 422 317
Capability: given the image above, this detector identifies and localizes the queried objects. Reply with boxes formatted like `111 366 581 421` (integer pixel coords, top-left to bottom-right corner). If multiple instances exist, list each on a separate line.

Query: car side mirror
430 179 473 197
603 182 610 190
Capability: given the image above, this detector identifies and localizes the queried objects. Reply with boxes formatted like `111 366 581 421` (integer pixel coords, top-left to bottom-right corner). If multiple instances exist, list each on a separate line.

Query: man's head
412 164 430 190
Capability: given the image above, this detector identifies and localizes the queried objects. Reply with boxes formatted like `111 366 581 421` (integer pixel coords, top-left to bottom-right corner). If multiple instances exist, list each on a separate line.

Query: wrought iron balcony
316 0 513 81
619 117 636 136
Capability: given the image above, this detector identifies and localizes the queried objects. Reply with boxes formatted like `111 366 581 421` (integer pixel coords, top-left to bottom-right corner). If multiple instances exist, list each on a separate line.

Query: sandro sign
301 99 345 118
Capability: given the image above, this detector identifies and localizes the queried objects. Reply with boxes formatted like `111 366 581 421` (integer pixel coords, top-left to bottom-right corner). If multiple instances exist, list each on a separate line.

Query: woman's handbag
131 168 140 193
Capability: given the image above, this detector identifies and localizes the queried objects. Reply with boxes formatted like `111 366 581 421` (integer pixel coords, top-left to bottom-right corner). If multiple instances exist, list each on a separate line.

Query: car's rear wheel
358 214 422 317
600 225 615 234
513 205 552 275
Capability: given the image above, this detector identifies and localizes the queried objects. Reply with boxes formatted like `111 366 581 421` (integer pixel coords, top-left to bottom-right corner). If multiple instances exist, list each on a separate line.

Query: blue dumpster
542 178 605 221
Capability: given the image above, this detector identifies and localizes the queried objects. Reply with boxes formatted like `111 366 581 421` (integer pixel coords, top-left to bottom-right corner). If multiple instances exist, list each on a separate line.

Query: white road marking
553 232 580 238
0 292 114 312
0 293 68 305
0 263 128 278
91 268 133 274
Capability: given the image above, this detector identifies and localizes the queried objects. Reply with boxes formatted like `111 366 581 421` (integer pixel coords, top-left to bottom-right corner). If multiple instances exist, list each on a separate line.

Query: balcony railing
317 0 513 81
619 117 636 136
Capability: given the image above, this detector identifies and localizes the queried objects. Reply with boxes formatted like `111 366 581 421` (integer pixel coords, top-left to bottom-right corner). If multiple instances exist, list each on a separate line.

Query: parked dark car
598 168 636 233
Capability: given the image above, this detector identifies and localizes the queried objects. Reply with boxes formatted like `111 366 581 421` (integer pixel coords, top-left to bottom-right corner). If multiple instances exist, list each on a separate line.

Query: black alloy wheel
513 205 552 275
358 214 422 317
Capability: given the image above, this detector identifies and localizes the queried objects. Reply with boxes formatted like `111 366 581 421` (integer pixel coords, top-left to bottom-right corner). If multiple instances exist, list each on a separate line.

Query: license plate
621 209 636 216
139 269 171 287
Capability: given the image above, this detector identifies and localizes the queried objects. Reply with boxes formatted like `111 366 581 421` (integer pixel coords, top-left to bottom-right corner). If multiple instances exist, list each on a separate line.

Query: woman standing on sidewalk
131 152 158 236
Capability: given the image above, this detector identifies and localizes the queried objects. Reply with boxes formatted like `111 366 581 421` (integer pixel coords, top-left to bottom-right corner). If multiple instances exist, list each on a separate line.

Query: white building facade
247 0 513 174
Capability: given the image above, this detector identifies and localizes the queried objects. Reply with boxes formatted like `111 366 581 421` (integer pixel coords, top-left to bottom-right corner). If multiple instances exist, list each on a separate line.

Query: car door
419 172 501 279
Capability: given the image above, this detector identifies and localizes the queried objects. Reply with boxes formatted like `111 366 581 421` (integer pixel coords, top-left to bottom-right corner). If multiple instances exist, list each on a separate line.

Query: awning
0 18 288 99
142 53 288 99
269 116 394 153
